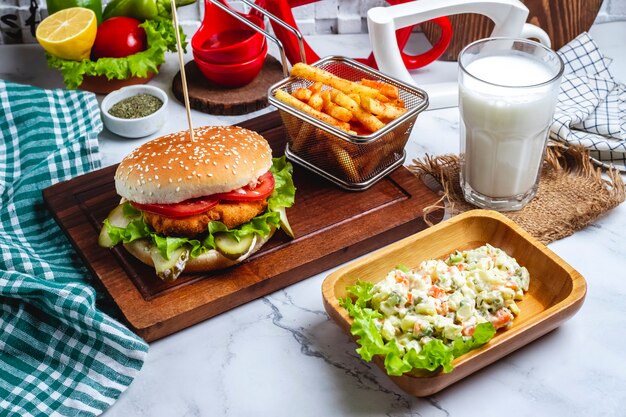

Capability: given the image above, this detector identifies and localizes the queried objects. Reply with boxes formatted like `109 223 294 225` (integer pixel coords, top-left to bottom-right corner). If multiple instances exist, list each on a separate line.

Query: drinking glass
458 37 564 211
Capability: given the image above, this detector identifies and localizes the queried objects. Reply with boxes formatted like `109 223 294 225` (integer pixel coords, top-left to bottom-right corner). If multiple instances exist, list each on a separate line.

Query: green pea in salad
340 244 530 376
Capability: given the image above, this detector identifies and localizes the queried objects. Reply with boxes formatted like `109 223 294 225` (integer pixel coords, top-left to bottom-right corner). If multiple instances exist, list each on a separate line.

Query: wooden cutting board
172 57 284 115
43 111 443 342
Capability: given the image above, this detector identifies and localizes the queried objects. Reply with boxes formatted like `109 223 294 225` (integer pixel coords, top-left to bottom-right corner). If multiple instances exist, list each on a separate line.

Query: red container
192 1 265 64
194 40 268 88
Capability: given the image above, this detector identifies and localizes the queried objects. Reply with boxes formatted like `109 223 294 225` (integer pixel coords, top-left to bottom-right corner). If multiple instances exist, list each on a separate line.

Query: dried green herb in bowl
108 93 163 119
101 85 168 138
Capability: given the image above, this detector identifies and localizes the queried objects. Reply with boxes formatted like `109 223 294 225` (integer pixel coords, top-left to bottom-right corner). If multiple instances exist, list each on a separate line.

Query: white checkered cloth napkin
550 32 626 170
0 80 148 417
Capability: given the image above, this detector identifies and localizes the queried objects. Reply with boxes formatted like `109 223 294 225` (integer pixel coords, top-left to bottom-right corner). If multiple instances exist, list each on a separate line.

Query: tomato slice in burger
132 196 220 218
216 171 275 201
130 171 274 218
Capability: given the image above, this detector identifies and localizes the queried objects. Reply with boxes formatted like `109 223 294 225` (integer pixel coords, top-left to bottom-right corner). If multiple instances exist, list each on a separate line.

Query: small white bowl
101 85 168 138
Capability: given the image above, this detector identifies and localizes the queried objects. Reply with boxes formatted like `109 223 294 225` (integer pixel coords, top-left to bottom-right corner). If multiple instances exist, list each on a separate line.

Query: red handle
363 15 452 70
380 0 452 69
259 0 320 64
260 0 452 70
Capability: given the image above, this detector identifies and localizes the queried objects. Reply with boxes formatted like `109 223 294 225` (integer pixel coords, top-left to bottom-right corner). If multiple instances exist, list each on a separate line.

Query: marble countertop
2 21 626 417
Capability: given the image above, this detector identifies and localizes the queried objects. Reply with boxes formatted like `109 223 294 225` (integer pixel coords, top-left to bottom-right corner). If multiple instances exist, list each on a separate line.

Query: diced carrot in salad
462 325 475 336
490 309 514 329
394 271 408 286
428 285 446 299
505 280 519 291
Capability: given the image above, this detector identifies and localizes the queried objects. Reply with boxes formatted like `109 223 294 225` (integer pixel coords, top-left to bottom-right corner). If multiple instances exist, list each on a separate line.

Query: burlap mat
408 144 626 244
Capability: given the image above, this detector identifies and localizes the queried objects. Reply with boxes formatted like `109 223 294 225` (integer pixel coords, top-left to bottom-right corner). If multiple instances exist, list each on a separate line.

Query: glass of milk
458 38 564 211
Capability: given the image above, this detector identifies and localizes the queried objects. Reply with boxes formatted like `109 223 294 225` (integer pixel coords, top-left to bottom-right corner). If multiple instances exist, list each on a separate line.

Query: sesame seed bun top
114 125 273 204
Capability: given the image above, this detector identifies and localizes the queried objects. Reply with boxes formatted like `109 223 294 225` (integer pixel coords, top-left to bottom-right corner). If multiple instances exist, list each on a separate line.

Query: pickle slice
149 246 190 281
98 204 130 248
124 240 190 281
276 206 294 238
98 226 115 248
214 233 256 260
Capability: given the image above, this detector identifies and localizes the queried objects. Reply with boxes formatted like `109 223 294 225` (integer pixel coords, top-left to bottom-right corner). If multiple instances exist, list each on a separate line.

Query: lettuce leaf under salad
46 17 185 89
102 156 295 261
340 280 496 376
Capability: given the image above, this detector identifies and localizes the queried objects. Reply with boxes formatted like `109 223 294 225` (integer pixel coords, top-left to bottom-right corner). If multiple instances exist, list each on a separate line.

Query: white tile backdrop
0 0 623 44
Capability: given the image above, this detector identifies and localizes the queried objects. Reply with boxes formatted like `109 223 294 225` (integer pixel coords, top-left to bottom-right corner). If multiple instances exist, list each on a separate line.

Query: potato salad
341 244 530 375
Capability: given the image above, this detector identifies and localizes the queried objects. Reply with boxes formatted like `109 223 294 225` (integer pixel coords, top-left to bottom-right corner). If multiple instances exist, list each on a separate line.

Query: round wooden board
172 55 284 116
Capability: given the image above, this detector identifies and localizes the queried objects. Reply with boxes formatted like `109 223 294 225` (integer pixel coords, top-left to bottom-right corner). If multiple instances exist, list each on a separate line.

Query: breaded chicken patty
143 199 268 238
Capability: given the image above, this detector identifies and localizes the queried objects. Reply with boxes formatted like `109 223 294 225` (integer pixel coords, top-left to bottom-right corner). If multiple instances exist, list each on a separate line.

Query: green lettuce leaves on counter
104 0 196 21
102 157 295 261
46 17 185 89
340 280 496 376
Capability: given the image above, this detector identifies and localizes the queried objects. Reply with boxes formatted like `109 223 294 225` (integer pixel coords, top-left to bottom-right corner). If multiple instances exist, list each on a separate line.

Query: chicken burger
98 125 295 280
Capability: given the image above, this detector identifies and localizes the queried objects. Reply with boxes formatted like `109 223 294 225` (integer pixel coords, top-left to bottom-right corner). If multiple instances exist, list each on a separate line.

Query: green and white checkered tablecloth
0 80 148 416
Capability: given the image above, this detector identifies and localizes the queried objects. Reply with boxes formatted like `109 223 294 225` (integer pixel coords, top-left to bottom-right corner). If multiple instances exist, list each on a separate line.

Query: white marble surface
2 22 626 417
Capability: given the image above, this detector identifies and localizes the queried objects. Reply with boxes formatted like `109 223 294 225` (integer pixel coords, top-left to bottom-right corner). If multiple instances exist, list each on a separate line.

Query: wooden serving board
172 56 284 116
43 111 443 342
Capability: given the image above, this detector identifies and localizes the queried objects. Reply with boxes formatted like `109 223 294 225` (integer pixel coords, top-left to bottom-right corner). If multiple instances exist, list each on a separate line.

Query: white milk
460 54 559 198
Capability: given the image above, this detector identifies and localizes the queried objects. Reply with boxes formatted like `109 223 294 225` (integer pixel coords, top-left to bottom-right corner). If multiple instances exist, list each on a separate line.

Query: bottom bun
123 228 275 273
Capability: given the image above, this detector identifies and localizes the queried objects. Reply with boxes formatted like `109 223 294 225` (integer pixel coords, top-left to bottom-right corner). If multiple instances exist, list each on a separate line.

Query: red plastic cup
194 40 268 88
192 3 265 64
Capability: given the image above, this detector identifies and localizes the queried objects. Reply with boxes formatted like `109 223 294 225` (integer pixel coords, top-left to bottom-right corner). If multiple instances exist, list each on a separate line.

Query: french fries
308 92 323 111
275 89 353 133
329 142 360 183
309 81 323 93
348 93 361 106
275 63 411 183
291 63 390 103
360 95 408 120
280 64 407 135
318 90 351 122
293 88 312 102
361 78 399 99
332 89 385 132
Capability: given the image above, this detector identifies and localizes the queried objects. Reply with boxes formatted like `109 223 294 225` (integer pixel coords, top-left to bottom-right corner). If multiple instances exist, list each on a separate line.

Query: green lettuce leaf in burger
98 125 296 280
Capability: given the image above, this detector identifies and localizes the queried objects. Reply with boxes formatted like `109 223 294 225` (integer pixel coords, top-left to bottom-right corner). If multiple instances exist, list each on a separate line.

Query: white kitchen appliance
368 0 551 109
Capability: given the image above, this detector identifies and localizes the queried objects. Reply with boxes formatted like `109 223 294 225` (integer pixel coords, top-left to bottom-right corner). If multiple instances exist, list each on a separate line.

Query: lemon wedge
36 7 97 61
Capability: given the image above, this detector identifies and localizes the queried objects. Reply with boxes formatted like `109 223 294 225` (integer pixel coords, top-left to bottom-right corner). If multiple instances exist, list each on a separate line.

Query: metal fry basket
268 56 429 190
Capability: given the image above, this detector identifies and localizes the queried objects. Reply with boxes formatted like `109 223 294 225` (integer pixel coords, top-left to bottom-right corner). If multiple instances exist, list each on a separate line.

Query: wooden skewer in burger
99 125 295 280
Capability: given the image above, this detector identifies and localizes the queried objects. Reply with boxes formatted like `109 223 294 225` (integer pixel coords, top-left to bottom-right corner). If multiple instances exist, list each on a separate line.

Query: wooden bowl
322 209 587 396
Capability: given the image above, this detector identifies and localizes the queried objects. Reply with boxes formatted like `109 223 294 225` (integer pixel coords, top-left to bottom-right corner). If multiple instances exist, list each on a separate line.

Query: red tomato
215 171 275 201
130 171 275 218
91 17 147 60
132 196 219 218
